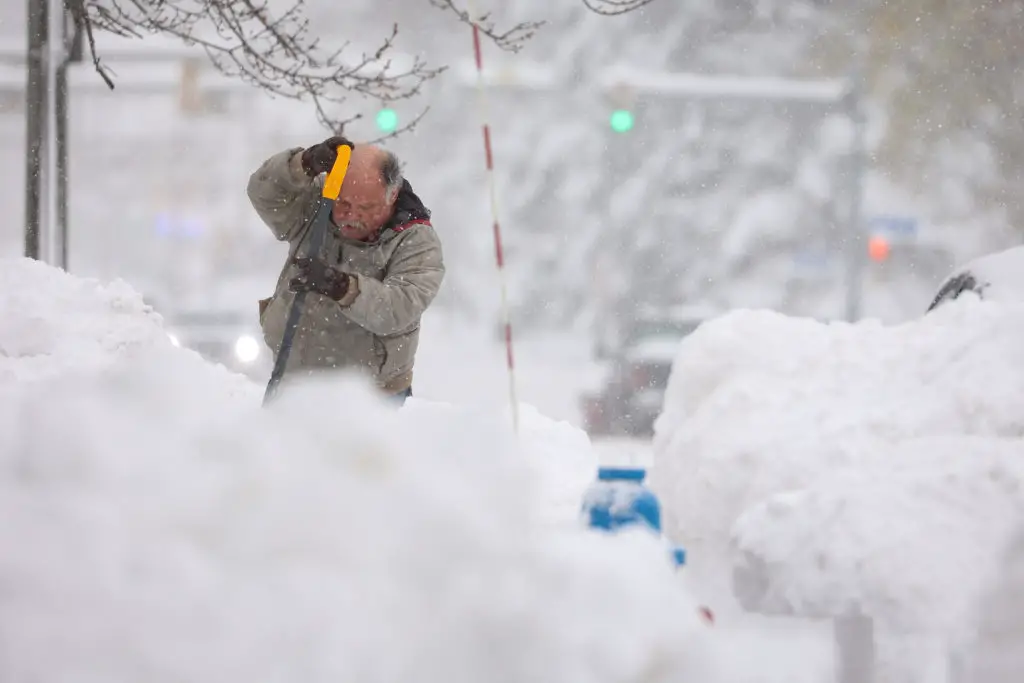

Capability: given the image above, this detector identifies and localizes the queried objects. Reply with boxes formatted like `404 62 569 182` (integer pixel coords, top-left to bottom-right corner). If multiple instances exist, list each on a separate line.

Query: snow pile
0 257 258 401
953 522 1024 683
651 300 1024 636
729 437 1024 628
930 243 1024 308
405 399 596 527
0 257 714 683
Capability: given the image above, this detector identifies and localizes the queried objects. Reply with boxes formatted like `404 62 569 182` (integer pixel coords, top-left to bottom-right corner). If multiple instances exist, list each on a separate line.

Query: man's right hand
300 135 354 178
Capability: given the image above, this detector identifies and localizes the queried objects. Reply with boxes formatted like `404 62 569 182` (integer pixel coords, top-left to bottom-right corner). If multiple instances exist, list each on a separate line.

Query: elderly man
248 135 444 403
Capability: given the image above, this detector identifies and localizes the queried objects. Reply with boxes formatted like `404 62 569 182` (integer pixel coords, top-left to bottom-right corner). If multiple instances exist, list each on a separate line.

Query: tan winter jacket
247 148 444 393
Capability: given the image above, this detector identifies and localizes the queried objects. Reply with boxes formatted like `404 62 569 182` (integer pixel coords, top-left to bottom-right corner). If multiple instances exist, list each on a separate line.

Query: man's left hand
289 257 351 301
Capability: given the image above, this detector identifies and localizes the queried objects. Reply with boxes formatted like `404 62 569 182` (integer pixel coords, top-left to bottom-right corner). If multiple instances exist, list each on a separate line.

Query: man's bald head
346 144 403 199
332 143 404 241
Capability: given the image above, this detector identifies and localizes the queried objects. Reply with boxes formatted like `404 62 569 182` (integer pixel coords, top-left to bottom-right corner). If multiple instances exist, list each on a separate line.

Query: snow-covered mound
651 300 1024 634
927 244 1024 311
0 257 259 402
730 436 1024 630
0 258 714 683
954 522 1024 683
404 398 597 527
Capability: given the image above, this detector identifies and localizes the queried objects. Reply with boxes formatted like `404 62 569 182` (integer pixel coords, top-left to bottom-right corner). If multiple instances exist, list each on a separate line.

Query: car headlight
167 333 181 347
234 335 260 363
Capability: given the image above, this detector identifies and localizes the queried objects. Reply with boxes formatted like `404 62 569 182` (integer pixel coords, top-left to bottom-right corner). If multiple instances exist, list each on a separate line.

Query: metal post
843 72 867 322
55 63 68 269
834 613 875 683
25 0 49 260
44 0 60 268
54 6 70 271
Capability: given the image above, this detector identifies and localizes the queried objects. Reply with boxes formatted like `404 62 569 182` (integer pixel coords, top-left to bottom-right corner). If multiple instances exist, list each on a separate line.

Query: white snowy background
0 0 1020 328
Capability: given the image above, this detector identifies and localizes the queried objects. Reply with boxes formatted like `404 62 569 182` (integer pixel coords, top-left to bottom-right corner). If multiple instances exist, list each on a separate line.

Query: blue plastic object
582 466 690 570
597 466 647 482
582 466 662 533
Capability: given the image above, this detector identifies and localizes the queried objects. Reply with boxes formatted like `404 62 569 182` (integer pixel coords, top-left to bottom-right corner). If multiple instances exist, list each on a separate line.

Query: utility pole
55 0 80 271
25 0 49 260
55 52 68 269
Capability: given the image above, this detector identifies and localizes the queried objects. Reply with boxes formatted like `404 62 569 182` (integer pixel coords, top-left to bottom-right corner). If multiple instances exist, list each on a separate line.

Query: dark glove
300 135 354 177
288 257 351 301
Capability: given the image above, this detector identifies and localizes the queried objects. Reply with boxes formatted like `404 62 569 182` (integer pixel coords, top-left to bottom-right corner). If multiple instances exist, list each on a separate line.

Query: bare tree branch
75 0 549 134
75 0 643 133
581 0 657 15
68 0 116 88
80 0 451 132
428 0 544 52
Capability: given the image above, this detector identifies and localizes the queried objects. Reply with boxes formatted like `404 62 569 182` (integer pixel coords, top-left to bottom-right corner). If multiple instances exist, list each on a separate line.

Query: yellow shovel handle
321 144 352 200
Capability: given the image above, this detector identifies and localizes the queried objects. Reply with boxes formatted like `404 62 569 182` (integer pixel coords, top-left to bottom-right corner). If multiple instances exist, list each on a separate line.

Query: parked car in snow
927 245 1024 311
164 308 270 381
581 310 708 438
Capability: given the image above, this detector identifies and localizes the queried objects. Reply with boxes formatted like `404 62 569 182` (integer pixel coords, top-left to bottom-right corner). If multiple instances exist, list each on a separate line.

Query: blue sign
869 214 917 237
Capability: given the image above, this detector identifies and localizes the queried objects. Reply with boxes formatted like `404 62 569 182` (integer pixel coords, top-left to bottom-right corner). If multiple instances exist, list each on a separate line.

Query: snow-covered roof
0 62 250 91
636 303 722 323
598 66 850 103
624 335 682 364
0 33 207 62
451 60 562 90
450 61 850 104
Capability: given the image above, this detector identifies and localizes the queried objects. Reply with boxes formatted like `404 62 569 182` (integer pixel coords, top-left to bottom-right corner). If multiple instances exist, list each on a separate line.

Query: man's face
331 150 395 241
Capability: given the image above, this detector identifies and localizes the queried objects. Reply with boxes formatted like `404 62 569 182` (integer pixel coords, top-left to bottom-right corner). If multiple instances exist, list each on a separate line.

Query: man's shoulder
391 219 441 248
386 220 443 268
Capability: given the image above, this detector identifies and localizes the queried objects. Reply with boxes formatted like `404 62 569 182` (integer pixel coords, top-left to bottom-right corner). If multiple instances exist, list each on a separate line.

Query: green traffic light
609 109 634 133
376 108 398 133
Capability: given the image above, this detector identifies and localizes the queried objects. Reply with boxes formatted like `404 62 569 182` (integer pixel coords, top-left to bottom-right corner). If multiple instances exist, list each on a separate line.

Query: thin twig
69 0 115 88
77 0 554 132
79 0 444 131
428 0 544 52
581 0 657 16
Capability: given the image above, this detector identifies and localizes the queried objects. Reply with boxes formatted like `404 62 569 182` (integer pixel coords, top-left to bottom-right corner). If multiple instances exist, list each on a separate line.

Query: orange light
868 235 890 262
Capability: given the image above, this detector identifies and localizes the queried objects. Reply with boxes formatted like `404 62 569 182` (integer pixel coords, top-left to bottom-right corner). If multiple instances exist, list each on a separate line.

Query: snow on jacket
247 147 444 394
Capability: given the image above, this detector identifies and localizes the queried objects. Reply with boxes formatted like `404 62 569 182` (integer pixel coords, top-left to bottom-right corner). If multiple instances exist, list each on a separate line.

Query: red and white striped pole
468 8 521 434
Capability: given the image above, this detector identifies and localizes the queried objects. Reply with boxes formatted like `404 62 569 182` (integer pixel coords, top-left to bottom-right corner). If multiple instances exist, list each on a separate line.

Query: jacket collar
383 179 431 233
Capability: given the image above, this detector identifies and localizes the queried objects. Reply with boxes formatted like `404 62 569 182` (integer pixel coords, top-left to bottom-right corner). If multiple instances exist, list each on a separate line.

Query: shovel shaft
262 144 352 406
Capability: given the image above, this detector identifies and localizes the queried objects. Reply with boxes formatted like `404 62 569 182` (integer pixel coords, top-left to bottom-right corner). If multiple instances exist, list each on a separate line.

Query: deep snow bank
0 257 713 683
651 301 1024 634
954 522 1024 683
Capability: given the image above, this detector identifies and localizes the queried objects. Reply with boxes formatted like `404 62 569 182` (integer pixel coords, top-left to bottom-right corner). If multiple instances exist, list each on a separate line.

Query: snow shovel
262 143 353 406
